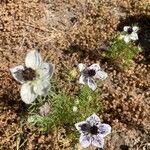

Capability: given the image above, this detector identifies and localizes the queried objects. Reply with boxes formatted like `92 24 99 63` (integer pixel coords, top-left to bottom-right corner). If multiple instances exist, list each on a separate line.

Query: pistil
22 68 36 81
127 27 133 34
83 69 96 77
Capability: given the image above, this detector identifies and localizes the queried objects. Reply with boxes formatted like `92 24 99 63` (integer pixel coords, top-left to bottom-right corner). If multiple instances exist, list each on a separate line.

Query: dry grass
0 0 149 149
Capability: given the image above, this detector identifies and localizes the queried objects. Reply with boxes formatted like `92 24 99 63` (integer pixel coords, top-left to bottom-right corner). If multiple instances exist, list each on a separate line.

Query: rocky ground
0 0 150 149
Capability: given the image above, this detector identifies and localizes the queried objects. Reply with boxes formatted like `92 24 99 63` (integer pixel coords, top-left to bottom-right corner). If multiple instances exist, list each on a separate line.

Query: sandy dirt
0 0 150 149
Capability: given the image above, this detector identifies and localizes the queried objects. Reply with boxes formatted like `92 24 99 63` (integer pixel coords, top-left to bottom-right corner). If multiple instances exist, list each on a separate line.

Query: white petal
38 63 54 79
132 26 139 32
25 49 42 70
130 32 138 41
92 135 104 148
79 134 91 148
94 70 108 80
87 78 97 91
124 35 131 43
88 64 101 72
73 106 78 112
78 63 86 72
123 26 131 32
75 121 89 133
33 79 50 96
10 65 25 84
20 83 37 104
98 123 111 137
79 75 86 85
86 113 101 126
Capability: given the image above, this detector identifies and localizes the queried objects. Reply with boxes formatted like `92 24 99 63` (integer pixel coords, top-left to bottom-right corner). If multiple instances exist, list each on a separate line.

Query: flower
75 113 111 148
39 102 51 117
10 49 54 104
120 26 139 43
73 106 78 112
78 63 108 91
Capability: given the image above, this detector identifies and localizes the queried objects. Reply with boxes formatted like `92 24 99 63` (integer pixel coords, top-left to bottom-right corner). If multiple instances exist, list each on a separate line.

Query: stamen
127 27 133 34
80 124 99 135
22 68 36 81
90 125 98 135
83 69 96 77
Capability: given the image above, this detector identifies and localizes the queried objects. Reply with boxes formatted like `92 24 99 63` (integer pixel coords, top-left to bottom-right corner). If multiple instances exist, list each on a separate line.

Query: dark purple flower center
127 27 133 34
90 125 98 135
80 124 98 135
83 69 96 77
22 68 36 81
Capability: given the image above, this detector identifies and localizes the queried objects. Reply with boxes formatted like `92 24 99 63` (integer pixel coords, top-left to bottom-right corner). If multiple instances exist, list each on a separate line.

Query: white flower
75 113 111 149
120 26 139 43
73 106 78 112
10 49 54 104
78 63 108 91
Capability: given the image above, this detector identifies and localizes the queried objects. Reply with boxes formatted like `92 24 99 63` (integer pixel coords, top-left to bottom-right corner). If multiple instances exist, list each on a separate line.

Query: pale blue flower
75 113 111 148
78 63 108 91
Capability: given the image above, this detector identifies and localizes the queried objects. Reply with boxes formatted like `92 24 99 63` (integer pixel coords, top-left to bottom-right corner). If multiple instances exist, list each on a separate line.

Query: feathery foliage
106 34 140 69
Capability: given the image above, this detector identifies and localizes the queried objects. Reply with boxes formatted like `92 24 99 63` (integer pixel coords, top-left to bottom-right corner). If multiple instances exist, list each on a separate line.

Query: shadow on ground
0 69 27 116
117 14 150 63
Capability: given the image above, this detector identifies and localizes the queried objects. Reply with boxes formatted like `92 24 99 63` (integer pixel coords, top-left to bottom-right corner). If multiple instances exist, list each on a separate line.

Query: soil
0 0 150 150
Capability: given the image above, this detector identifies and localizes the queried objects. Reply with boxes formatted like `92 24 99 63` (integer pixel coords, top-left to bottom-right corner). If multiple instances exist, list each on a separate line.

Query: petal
94 70 108 80
98 123 111 137
132 26 139 32
33 79 50 96
79 75 86 85
124 35 130 43
79 75 97 90
130 32 138 41
88 64 101 72
75 121 89 133
123 26 131 32
10 65 25 84
79 134 91 148
78 63 86 72
86 113 101 126
92 135 104 148
38 63 54 79
87 78 97 91
20 83 37 104
25 49 42 70
73 106 78 112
